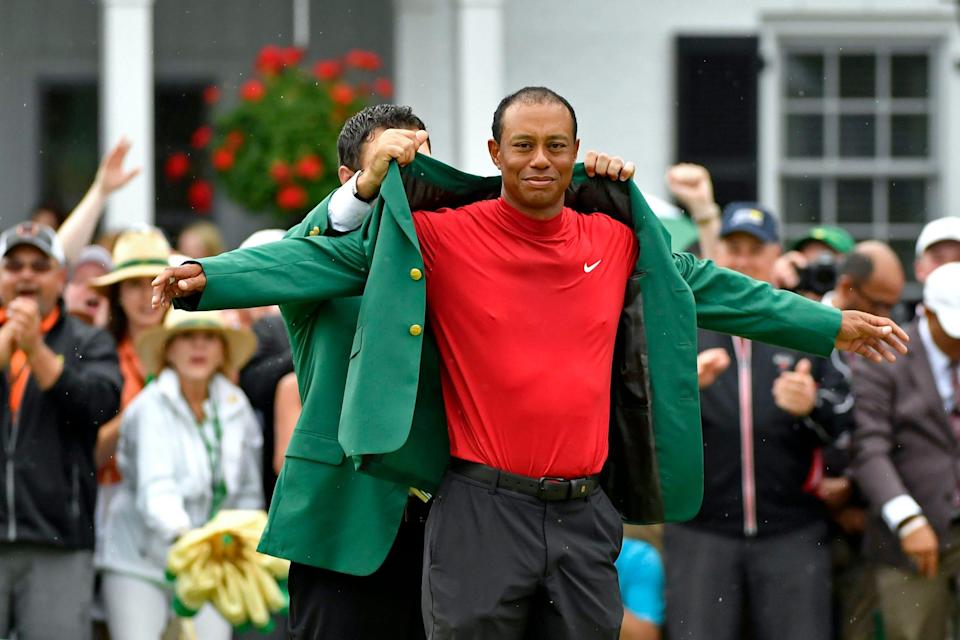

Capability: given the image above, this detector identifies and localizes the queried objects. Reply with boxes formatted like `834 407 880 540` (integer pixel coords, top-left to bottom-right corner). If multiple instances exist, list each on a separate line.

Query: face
31 209 60 230
118 276 165 332
165 330 226 384
177 230 208 260
716 233 781 283
925 309 960 361
487 101 579 219
915 240 960 283
842 274 903 318
0 245 65 316
798 241 838 261
64 262 110 327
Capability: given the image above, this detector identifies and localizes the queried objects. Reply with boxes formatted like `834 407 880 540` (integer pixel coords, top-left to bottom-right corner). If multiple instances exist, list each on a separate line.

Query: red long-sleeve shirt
412 197 637 478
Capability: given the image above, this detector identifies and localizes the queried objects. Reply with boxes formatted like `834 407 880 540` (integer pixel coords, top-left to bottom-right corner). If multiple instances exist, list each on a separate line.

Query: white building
1 0 958 271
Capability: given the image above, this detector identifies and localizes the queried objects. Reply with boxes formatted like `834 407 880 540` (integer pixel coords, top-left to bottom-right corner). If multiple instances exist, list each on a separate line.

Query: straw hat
89 226 171 292
136 309 257 376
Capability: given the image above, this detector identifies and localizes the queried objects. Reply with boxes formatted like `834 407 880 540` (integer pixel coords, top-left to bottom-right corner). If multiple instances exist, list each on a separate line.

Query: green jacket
185 155 841 576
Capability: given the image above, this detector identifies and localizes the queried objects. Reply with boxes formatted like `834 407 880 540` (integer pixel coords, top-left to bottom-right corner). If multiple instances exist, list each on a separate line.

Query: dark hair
491 86 578 144
839 252 874 285
31 199 67 228
337 104 427 171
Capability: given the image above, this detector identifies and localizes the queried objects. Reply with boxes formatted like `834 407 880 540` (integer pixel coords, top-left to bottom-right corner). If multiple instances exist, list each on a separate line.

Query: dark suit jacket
852 321 958 569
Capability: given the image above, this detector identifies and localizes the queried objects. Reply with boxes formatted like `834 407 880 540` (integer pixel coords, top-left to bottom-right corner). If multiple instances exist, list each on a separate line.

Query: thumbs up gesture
773 358 817 417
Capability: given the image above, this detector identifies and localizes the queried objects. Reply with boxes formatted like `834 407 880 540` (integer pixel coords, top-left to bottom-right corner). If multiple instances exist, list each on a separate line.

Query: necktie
951 362 960 437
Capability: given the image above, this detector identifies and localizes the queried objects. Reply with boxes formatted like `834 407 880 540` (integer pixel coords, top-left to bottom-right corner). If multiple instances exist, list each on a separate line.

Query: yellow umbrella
167 510 289 633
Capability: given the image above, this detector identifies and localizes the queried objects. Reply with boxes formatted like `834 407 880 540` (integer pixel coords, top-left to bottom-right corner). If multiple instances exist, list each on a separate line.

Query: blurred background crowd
3 1 960 639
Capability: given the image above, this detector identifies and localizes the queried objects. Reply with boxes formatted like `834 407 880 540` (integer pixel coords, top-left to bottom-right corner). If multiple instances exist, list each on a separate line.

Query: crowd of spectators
1 132 958 640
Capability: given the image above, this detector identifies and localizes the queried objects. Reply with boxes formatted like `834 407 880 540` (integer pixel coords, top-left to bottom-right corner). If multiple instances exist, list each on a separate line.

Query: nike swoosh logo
584 259 602 273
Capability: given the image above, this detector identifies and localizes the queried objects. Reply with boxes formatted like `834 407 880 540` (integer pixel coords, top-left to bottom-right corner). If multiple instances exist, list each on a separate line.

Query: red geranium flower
187 180 213 212
331 83 355 106
295 155 324 181
313 59 342 81
164 152 190 181
240 79 266 102
373 77 393 98
212 148 235 172
225 130 244 151
277 184 308 210
202 85 221 105
256 45 284 76
344 49 381 71
190 125 213 150
281 47 304 68
269 160 291 183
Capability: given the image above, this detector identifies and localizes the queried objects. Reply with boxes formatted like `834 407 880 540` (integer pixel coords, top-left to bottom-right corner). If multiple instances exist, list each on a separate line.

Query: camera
794 253 838 297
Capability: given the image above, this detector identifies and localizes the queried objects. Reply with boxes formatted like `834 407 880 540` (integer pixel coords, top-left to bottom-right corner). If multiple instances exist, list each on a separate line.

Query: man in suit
851 262 960 640
153 87 907 639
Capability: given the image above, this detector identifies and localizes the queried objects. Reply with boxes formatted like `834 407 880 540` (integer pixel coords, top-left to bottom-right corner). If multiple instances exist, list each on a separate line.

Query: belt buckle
537 476 569 501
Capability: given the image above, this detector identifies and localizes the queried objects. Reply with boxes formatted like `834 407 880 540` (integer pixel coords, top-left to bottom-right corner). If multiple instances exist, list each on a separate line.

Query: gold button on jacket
409 268 423 281
408 324 423 337
308 226 321 236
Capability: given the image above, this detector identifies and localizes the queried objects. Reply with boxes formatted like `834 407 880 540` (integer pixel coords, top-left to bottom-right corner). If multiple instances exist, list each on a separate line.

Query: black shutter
675 36 760 205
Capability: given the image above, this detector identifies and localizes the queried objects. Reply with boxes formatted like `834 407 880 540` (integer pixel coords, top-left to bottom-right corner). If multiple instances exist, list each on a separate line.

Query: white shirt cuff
328 172 374 233
881 494 923 532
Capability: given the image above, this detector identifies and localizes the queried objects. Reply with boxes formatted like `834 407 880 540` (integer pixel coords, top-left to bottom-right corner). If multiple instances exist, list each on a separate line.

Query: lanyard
195 400 227 519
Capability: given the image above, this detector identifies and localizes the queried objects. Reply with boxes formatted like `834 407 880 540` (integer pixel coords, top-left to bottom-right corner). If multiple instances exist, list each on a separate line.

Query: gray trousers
0 543 94 640
664 522 831 640
421 470 624 640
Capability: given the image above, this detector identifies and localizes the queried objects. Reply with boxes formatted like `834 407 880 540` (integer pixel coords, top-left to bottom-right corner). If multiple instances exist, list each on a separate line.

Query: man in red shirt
153 87 908 639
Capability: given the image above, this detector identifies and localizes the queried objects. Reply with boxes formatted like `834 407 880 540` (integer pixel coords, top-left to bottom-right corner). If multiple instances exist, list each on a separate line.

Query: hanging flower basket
163 45 392 222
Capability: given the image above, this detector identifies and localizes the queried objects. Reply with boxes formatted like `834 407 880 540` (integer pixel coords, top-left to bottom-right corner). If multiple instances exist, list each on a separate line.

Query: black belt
449 458 599 502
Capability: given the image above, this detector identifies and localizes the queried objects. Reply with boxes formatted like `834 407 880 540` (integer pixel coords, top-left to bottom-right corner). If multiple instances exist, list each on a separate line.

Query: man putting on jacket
153 87 907 639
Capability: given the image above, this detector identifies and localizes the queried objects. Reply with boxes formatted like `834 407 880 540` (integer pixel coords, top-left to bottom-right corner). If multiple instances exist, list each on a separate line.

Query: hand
583 151 635 182
6 297 43 355
832 506 866 535
355 129 430 200
94 137 141 197
835 310 909 363
697 347 731 388
151 263 206 309
772 358 817 417
901 521 939 578
815 476 853 511
665 163 716 218
771 251 808 291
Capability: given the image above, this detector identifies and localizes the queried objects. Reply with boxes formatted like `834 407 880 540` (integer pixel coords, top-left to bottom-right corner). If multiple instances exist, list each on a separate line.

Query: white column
100 0 155 230
455 0 504 175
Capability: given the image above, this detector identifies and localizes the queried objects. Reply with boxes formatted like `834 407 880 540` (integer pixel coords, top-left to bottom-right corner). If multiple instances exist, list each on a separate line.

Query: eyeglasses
2 258 54 274
852 284 895 316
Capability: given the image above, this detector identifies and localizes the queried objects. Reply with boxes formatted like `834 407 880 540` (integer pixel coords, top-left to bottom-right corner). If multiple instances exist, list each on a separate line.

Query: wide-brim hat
89 226 171 293
136 309 258 376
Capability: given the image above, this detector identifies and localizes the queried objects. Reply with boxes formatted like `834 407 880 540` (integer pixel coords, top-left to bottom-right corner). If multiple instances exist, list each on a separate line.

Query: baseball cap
0 221 66 265
923 262 960 339
792 226 855 254
239 228 285 250
915 217 960 257
71 244 113 274
720 202 780 244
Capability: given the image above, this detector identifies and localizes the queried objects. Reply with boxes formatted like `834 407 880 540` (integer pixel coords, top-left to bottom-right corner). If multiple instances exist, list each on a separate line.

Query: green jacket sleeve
674 252 842 357
189 231 369 311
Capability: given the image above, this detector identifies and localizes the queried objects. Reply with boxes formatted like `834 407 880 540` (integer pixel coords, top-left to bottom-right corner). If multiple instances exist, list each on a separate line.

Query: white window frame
758 12 958 281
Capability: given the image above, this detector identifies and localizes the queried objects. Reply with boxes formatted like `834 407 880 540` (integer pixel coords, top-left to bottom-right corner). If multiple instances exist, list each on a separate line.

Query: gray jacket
851 321 959 569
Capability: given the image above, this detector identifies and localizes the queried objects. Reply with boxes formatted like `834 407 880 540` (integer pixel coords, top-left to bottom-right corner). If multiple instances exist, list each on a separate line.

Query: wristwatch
352 170 376 203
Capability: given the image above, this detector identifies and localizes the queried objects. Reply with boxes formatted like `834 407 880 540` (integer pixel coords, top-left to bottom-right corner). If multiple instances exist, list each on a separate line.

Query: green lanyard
195 400 227 519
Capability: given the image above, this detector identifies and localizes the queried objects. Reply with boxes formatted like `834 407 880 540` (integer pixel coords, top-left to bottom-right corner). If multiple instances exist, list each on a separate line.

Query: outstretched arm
152 228 369 311
676 253 908 362
57 138 141 261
